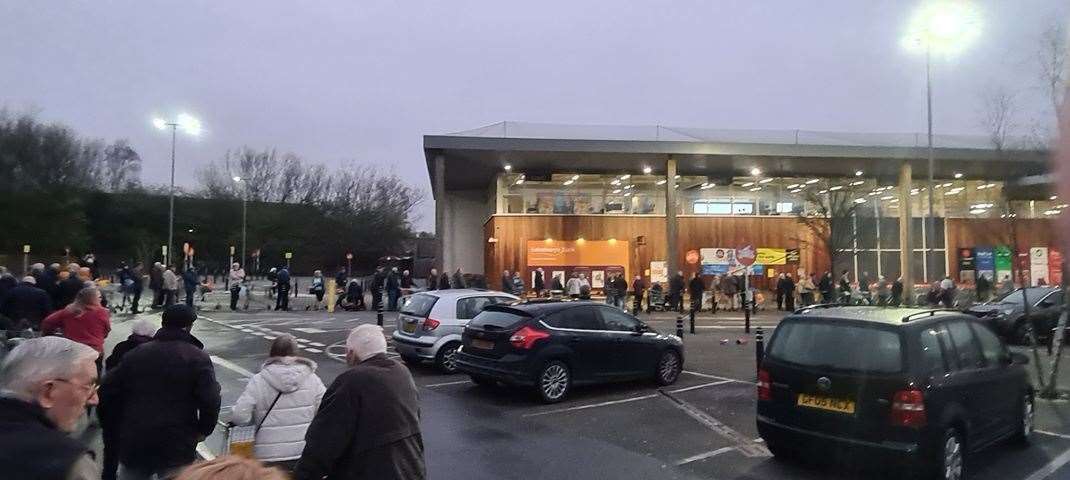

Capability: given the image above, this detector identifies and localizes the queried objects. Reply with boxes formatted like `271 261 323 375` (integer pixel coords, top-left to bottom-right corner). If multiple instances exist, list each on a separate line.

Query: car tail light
422 318 441 331
890 389 927 428
509 326 549 350
757 369 772 401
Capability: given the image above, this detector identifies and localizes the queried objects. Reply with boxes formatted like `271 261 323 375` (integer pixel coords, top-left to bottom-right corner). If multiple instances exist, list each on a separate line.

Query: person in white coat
231 335 326 471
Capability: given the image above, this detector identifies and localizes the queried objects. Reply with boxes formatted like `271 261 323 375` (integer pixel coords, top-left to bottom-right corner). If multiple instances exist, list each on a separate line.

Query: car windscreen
468 310 528 330
767 320 903 373
400 293 437 317
992 290 1026 305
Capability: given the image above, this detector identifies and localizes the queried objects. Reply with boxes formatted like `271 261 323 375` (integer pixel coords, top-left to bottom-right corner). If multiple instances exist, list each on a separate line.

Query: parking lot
102 299 1070 480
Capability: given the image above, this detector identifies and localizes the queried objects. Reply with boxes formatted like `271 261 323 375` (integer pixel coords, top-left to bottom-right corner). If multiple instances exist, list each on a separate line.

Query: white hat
346 324 387 362
22 276 35 284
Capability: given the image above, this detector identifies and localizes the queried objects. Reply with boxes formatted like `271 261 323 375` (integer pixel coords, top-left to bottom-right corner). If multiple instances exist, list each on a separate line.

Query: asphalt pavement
94 287 1070 480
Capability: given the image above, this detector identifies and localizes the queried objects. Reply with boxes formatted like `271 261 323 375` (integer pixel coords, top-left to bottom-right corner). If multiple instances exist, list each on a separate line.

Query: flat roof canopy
424 122 1050 194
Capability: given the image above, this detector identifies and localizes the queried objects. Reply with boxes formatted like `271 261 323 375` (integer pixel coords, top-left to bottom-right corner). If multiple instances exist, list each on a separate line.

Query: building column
899 160 913 305
665 155 679 277
434 154 446 273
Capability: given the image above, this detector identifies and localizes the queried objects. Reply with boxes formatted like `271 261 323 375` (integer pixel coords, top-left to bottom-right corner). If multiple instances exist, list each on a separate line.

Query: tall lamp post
233 176 248 270
902 1 981 282
153 114 202 267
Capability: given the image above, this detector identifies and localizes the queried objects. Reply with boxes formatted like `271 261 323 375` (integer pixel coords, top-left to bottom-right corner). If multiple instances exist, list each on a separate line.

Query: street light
902 1 981 281
153 113 202 267
233 176 247 270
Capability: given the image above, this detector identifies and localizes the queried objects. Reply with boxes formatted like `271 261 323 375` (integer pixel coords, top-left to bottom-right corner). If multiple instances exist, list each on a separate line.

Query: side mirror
1008 352 1029 365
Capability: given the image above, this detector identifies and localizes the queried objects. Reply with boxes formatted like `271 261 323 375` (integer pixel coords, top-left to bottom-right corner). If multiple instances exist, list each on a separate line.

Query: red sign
1050 249 1063 286
685 250 700 265
737 244 756 267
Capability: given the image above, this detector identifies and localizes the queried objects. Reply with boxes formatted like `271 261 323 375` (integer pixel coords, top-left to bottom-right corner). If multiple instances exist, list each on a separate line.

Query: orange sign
526 240 630 268
686 250 700 264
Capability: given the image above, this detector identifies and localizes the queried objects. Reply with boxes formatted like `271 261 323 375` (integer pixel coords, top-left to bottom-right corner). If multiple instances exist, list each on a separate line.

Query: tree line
0 110 423 274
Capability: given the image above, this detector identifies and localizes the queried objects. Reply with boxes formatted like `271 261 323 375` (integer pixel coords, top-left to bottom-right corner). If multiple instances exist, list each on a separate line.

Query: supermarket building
425 122 1057 292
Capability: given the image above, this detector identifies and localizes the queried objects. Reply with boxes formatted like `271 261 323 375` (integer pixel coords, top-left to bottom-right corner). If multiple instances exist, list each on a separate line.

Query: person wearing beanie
99 305 221 479
294 324 424 480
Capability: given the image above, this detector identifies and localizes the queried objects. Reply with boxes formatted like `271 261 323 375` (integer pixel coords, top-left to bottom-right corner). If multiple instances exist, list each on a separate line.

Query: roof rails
901 309 960 323
792 303 848 314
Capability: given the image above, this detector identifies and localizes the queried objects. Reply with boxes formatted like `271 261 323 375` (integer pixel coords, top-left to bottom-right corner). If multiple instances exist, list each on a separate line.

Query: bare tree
978 85 1017 153
90 139 142 192
1038 22 1067 115
797 187 862 273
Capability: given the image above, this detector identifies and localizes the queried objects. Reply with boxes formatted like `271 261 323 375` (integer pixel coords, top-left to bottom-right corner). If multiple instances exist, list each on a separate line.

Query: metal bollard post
689 308 696 334
377 306 384 327
676 315 684 338
755 326 765 370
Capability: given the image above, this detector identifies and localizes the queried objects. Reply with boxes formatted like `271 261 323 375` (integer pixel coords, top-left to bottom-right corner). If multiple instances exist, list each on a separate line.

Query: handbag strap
255 391 283 434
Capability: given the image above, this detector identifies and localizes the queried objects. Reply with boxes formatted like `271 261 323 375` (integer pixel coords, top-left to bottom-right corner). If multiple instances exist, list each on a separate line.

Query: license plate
402 322 417 334
797 393 855 414
470 339 494 350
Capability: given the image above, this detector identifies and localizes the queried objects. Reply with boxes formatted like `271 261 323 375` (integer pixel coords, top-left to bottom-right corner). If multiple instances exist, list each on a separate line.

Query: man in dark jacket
669 271 686 313
101 318 156 480
295 324 425 480
182 266 198 307
891 276 905 307
438 272 451 290
386 267 401 311
0 276 53 330
783 274 796 311
99 305 221 479
818 271 833 303
149 262 164 309
56 263 85 309
370 267 385 310
687 273 705 313
0 336 102 480
276 267 291 311
631 275 645 314
533 268 545 296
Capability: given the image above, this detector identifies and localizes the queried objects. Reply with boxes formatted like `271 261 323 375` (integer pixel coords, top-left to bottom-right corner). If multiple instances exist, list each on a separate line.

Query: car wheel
655 349 682 386
933 428 965 480
1013 394 1035 445
470 375 497 387
400 354 422 366
435 342 461 374
536 360 570 403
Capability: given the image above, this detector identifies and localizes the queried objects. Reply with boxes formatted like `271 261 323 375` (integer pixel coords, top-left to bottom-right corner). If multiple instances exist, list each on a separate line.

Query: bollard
676 315 684 338
377 305 384 327
689 308 696 334
755 326 765 370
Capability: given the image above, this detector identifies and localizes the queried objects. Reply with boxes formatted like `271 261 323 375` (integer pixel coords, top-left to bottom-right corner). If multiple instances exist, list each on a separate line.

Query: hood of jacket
259 356 318 394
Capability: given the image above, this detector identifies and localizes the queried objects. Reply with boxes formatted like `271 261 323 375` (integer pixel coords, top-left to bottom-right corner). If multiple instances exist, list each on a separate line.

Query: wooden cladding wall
945 218 1058 280
484 215 830 290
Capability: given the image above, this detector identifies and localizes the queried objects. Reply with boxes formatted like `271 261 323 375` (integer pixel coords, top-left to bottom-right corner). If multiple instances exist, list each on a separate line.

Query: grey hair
131 318 158 337
0 337 99 400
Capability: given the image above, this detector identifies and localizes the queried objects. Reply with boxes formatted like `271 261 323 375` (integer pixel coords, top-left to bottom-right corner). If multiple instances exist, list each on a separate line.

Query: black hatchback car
453 301 684 403
965 287 1063 345
757 306 1033 480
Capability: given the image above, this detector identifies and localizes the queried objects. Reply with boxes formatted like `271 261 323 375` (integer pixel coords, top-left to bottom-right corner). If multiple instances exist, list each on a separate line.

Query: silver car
393 289 519 373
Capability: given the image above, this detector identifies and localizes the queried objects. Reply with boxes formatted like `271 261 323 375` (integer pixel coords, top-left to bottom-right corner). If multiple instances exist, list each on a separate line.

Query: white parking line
1037 430 1070 440
294 327 327 333
668 380 734 394
210 356 254 378
675 446 736 465
522 394 659 418
1024 445 1070 480
303 348 323 353
424 380 473 388
660 390 770 457
309 342 325 347
683 370 754 385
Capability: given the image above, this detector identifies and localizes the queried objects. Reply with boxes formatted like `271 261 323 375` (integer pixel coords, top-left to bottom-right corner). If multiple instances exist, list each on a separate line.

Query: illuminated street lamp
153 113 202 266
902 1 981 281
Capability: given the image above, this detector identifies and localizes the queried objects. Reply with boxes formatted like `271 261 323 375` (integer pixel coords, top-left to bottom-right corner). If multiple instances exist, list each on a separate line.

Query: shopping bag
226 424 256 458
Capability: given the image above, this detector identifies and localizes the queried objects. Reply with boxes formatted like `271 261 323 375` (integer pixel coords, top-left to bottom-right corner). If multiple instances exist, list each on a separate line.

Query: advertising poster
1049 249 1063 286
1031 247 1049 286
650 261 668 284
974 247 995 281
592 270 605 288
994 245 1013 283
756 248 787 265
700 248 734 275
958 248 975 282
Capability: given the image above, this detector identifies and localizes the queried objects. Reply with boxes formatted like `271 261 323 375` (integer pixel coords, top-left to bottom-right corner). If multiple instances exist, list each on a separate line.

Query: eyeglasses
52 378 100 397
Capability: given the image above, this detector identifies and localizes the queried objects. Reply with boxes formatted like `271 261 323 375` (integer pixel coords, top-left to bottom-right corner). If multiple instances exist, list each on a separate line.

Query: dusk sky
2 0 1066 230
